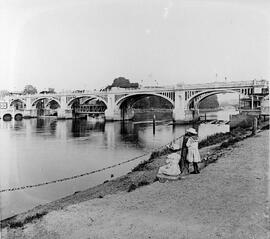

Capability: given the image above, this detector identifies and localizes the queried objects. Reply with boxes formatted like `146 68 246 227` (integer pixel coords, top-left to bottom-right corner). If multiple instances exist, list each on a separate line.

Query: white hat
186 128 197 135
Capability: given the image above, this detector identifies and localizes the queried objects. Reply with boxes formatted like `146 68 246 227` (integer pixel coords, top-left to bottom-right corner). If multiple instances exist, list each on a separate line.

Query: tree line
0 85 55 97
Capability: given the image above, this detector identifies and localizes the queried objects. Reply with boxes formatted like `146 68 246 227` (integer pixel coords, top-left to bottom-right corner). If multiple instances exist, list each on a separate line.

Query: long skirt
187 148 201 163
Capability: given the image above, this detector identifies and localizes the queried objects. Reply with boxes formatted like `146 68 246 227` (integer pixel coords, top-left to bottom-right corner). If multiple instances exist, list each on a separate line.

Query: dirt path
2 130 269 239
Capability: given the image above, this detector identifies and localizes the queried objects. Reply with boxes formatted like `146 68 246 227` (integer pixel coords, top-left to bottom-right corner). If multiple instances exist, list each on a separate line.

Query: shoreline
1 122 268 229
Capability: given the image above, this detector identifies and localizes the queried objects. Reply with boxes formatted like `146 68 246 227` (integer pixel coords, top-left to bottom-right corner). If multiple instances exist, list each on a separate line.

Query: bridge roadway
0 80 268 123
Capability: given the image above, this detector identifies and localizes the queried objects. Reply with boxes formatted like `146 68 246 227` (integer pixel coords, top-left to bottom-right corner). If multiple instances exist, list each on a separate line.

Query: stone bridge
0 80 268 123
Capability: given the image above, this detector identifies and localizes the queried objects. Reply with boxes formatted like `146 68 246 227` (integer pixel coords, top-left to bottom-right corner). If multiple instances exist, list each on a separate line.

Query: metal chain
0 135 184 193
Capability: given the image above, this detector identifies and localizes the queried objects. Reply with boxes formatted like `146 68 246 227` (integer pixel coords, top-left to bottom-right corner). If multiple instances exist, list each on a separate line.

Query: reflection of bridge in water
0 80 268 123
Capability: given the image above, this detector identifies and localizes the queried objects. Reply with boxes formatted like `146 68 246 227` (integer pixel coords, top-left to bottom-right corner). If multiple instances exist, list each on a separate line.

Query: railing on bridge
181 80 268 90
133 108 173 113
73 105 106 114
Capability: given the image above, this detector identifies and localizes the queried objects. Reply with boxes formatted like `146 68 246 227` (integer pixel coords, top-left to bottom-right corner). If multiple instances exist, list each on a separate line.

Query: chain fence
0 135 184 193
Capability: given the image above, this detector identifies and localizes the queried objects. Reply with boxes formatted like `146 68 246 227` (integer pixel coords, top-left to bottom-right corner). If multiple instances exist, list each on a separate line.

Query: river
0 109 238 220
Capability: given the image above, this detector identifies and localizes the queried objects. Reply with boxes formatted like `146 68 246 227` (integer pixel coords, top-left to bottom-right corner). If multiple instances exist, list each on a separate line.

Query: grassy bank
1 122 268 230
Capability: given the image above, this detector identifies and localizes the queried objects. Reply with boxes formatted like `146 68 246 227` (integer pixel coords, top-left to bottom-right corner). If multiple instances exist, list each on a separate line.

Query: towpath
2 130 269 239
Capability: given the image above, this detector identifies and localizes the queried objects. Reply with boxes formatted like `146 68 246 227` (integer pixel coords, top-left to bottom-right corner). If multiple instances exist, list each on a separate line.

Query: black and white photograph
0 0 269 238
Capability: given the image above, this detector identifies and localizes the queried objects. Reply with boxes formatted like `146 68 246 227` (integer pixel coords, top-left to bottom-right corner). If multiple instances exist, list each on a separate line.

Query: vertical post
252 117 257 135
153 114 156 135
104 93 116 121
122 107 125 121
251 95 254 109
238 92 241 113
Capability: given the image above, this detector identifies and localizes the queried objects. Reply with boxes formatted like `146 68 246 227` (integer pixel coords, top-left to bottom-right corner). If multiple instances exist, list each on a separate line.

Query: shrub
138 180 150 187
132 158 154 172
9 211 47 228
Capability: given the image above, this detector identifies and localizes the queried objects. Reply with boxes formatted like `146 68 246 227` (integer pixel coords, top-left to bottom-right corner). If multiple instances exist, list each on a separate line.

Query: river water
0 109 238 220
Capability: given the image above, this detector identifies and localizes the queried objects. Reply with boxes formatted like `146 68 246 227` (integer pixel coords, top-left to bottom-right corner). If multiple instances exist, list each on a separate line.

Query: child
186 128 201 174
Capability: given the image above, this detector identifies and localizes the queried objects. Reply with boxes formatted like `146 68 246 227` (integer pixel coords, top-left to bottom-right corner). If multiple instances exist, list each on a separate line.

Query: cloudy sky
0 0 269 92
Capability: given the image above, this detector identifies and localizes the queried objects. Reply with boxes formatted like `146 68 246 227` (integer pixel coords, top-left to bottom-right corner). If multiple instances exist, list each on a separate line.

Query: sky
0 0 269 92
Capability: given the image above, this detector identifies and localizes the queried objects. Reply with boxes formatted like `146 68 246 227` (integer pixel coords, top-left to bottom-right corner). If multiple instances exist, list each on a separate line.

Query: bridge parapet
180 80 268 90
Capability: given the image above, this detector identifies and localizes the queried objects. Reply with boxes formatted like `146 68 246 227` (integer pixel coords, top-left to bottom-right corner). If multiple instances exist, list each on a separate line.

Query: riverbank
1 123 269 236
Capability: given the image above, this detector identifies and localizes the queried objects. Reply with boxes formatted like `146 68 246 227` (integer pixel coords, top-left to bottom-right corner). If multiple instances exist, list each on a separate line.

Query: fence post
153 114 156 134
252 117 257 135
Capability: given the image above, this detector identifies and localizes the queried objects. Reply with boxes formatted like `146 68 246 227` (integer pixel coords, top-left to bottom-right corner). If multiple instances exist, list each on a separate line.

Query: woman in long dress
186 128 201 174
179 132 190 175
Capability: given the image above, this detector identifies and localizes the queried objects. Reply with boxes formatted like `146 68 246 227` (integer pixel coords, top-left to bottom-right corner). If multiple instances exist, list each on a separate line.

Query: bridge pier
22 98 36 118
56 96 73 119
104 108 134 121
23 109 37 118
173 91 190 123
173 91 199 124
173 109 197 124
104 109 115 121
57 108 72 119
104 94 116 121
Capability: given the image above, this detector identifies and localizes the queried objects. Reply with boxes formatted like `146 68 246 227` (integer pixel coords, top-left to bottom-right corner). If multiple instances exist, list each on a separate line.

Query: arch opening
189 91 240 122
3 114 12 121
14 113 23 121
187 89 241 110
116 93 174 121
10 99 26 110
32 98 61 117
117 93 174 109
69 97 107 119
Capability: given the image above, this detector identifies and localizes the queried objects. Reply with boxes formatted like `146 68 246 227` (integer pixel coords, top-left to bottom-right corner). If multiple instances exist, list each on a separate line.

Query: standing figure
186 128 201 174
179 130 190 175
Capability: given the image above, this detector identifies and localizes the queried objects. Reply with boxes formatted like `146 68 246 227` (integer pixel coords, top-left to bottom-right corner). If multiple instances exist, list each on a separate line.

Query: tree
133 96 173 109
112 77 130 88
199 95 219 109
102 77 139 91
23 85 37 95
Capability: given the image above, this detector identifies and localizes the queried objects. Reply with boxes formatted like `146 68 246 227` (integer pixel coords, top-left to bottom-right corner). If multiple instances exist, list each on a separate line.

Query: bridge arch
67 95 108 108
45 99 61 108
187 89 241 109
115 92 175 109
32 97 61 107
14 113 23 121
3 113 12 121
10 99 26 107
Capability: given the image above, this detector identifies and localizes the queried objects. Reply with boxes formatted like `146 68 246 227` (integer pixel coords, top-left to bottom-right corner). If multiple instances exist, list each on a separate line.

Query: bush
199 132 230 148
198 127 249 149
138 180 150 187
9 211 47 228
132 159 154 172
219 136 242 149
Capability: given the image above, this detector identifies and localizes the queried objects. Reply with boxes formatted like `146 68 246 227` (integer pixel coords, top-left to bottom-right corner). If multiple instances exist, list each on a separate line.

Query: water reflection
36 118 46 129
120 122 140 144
71 119 105 137
13 121 24 131
49 120 57 133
